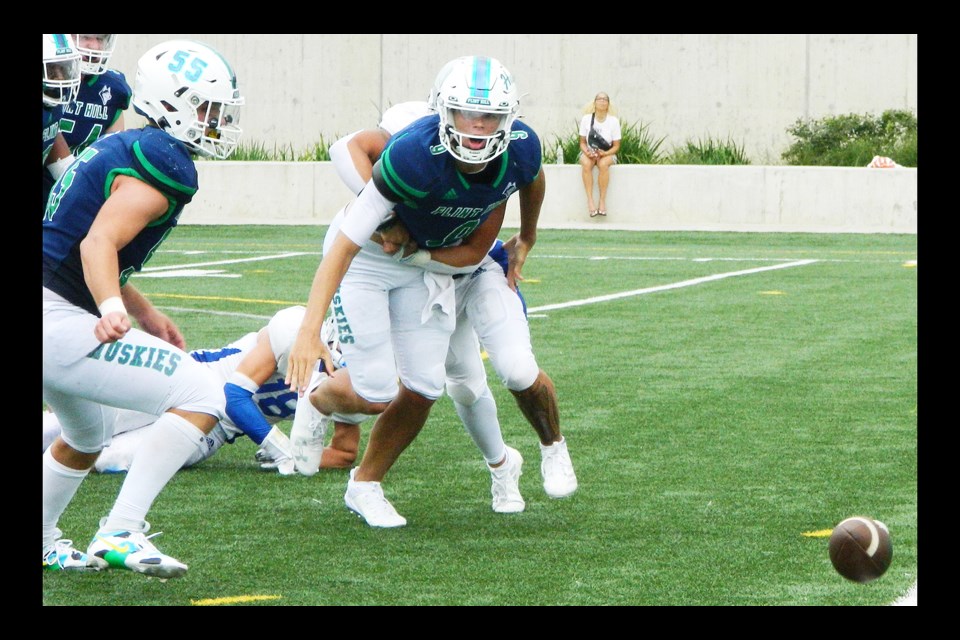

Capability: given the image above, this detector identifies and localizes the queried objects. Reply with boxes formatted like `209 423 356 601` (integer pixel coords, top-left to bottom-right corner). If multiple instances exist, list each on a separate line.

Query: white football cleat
540 437 578 498
344 468 407 528
489 446 525 513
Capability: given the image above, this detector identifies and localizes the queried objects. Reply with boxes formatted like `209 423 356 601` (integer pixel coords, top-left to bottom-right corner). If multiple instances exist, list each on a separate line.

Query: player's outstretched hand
286 331 332 396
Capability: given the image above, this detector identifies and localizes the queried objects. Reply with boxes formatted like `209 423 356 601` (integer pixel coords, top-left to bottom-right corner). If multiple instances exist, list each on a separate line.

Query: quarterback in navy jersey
287 56 550 528
42 40 243 578
322 94 575 516
374 113 541 249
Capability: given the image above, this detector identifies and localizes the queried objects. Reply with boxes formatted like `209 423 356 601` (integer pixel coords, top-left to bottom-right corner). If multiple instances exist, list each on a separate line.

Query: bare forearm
79 234 122 308
119 284 154 320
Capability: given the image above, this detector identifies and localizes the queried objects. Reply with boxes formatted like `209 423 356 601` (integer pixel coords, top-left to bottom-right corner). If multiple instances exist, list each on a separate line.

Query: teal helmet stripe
53 33 69 49
470 56 491 98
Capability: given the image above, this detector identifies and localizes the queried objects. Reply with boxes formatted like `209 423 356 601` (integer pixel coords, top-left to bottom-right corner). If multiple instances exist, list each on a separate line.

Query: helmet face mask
43 34 80 108
436 56 520 164
132 40 244 160
73 34 117 76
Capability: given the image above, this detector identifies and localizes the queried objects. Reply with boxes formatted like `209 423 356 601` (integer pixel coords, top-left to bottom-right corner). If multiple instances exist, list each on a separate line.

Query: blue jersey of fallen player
58 70 132 155
42 126 198 316
373 114 541 249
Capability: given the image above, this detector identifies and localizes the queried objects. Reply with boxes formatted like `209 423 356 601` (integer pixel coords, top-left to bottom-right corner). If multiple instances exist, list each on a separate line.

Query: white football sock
42 446 90 548
454 386 507 466
100 412 206 533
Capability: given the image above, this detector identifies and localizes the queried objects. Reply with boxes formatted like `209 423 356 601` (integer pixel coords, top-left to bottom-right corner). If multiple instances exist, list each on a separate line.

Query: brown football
828 516 893 583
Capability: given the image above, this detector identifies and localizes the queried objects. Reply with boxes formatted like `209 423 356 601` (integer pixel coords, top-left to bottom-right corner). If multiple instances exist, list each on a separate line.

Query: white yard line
891 581 917 606
529 259 817 313
140 252 308 272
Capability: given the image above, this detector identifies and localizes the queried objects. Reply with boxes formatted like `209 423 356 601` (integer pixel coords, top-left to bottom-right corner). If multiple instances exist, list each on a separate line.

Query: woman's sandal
590 209 600 217
597 210 607 216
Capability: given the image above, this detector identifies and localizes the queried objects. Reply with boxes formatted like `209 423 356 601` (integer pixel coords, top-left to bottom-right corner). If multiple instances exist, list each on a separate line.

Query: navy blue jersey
59 70 132 155
42 104 66 165
43 71 132 209
42 127 198 315
374 115 541 249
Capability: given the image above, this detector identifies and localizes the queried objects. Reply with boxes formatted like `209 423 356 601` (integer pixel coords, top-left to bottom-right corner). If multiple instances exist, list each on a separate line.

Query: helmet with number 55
436 56 520 164
132 40 244 160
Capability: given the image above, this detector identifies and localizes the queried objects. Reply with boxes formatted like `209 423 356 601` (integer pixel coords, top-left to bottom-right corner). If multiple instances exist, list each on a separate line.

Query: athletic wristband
98 296 127 317
227 371 260 393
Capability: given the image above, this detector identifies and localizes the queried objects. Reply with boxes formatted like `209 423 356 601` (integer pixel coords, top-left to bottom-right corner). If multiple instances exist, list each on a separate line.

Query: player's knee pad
498 356 540 393
446 377 488 406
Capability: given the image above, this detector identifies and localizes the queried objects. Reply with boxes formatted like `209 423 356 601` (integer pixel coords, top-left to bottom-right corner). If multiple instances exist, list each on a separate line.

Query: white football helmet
42 34 80 107
427 56 470 111
132 40 244 160
72 34 118 76
435 56 520 164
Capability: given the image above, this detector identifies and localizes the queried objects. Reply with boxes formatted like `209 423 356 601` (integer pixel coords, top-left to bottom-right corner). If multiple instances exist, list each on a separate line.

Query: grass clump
224 136 333 162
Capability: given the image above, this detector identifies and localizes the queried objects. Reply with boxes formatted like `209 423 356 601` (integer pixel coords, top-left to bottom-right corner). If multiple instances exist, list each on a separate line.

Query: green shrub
781 109 917 167
664 136 751 165
544 130 582 164
617 120 667 164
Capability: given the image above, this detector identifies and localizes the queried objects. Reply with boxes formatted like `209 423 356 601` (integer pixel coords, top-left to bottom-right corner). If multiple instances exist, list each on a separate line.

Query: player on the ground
42 307 355 474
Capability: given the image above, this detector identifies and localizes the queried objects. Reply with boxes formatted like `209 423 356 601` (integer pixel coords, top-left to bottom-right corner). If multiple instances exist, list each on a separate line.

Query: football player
286 56 571 529
321 76 577 515
43 35 132 210
43 40 244 577
42 34 80 208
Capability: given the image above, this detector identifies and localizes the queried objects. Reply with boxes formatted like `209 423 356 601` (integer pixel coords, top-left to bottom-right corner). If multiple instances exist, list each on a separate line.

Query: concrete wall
109 34 918 165
185 163 917 234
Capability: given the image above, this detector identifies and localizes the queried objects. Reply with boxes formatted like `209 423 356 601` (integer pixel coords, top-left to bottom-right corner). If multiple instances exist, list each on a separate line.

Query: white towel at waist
421 271 456 329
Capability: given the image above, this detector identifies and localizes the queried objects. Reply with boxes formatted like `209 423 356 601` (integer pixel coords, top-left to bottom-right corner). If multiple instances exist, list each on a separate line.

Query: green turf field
42 226 918 606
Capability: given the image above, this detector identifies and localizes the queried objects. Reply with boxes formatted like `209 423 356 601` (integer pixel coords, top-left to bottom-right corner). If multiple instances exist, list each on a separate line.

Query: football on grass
828 516 893 583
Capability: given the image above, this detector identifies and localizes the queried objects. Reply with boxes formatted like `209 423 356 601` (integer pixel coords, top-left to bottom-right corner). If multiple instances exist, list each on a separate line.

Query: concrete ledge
186 162 917 234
